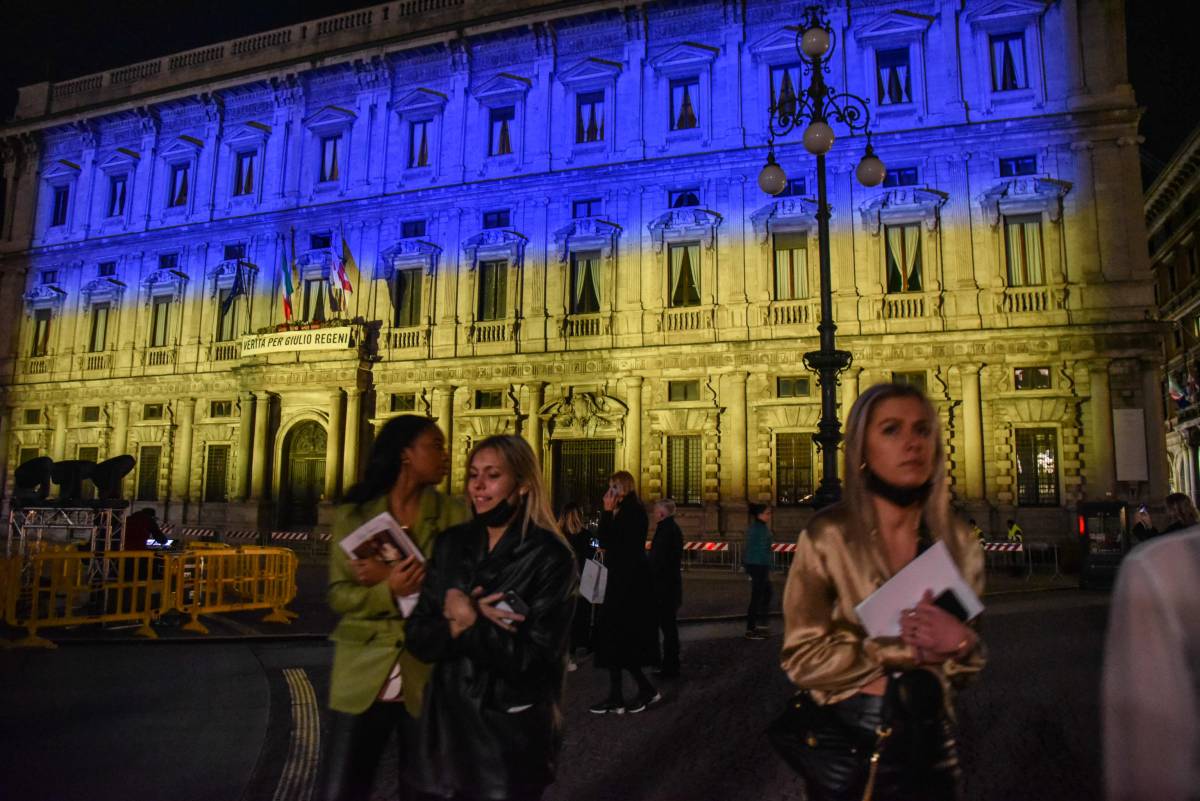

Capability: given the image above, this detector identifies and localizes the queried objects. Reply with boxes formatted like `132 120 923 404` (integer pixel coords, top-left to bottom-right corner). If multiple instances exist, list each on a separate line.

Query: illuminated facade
1149 125 1200 501
0 0 1166 539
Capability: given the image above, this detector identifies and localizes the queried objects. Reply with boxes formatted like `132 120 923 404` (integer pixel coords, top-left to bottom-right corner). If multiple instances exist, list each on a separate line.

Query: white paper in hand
854 540 983 638
338 512 424 564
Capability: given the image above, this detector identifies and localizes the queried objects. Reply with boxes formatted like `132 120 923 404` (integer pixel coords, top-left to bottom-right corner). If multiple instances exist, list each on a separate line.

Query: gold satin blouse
780 504 986 707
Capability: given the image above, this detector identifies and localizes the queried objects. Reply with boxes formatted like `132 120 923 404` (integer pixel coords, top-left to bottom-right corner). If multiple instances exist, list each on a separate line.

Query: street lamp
758 6 885 508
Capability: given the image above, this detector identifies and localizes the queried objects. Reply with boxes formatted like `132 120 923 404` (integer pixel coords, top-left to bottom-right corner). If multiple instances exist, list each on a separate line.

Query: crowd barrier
642 540 742 571
979 540 1061 580
0 545 298 648
160 525 332 556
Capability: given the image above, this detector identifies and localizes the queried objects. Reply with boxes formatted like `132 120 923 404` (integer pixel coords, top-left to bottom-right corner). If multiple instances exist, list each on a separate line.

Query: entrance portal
283 420 327 527
552 439 616 515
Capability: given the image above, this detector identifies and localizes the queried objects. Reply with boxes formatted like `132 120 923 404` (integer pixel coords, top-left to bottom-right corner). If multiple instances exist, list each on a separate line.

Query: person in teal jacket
319 414 468 801
743 503 774 639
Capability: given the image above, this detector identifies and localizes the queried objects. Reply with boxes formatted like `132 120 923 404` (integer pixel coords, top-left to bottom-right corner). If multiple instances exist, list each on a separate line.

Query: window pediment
43 159 82 183
750 198 819 244
553 217 621 263
207 259 258 298
303 105 356 132
749 28 802 64
855 10 934 44
859 187 948 234
978 177 1071 227
967 0 1048 31
539 390 628 438
462 229 528 269
473 73 532 106
97 148 140 174
392 88 448 118
648 208 722 252
650 42 720 77
142 269 188 303
378 238 441 279
160 136 203 163
81 276 126 304
24 284 68 309
558 58 622 89
296 248 334 278
225 122 271 149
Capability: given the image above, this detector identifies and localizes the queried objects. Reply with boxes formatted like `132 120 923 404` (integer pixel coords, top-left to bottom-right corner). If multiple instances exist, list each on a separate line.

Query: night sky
0 1 1195 186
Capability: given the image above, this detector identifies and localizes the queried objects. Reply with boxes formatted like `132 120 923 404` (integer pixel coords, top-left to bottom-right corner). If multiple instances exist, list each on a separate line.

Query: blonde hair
558 503 584 536
468 435 562 541
842 382 955 550
609 470 637 497
1165 492 1198 526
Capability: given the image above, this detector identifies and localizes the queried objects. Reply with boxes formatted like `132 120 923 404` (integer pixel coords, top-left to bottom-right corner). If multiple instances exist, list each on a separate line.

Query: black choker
864 468 932 508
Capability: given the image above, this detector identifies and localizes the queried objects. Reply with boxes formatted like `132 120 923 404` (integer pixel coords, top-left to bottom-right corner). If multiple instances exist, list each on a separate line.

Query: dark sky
0 1 1194 185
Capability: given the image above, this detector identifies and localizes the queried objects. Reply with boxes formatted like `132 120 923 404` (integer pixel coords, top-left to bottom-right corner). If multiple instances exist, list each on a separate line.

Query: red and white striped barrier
982 541 1024 553
771 543 797 553
684 541 730 552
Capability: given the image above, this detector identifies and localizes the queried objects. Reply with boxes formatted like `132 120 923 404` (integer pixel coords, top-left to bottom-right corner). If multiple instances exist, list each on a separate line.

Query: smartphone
1137 504 1149 514
500 590 530 618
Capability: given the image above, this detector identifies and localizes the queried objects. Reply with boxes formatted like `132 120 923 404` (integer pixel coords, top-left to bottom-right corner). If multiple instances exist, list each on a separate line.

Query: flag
337 227 363 318
281 236 296 322
221 260 247 316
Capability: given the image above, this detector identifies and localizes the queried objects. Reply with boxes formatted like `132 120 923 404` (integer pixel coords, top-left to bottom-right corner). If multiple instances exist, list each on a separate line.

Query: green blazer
327 488 468 716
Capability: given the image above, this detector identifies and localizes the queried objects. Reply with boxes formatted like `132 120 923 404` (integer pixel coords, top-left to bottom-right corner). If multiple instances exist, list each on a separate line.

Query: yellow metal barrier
167 547 298 634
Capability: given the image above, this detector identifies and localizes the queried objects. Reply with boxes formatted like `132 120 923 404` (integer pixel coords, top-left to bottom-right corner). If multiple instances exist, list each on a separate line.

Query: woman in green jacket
319 414 468 801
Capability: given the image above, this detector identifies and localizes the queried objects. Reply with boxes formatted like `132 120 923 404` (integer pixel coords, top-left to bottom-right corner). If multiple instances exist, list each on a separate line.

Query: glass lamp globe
856 151 886 187
758 158 788 196
803 121 835 155
800 26 831 58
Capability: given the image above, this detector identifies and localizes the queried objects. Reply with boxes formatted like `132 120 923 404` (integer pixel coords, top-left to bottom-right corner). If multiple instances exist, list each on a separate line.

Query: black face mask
863 467 932 508
475 495 523 527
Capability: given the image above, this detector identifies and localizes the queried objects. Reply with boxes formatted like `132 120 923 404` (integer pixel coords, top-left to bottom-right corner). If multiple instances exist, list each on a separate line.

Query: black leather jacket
405 517 579 799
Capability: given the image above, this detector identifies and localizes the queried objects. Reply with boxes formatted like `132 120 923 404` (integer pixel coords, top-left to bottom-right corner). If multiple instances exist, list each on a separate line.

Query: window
19 447 40 464
168 163 189 207
489 106 515 156
885 223 922 293
203 444 230 503
569 251 601 314
776 432 814 505
477 260 508 321
1014 367 1052 391
320 135 341 182
159 252 180 271
668 380 700 402
892 371 927 392
882 167 919 188
210 400 233 417
23 409 41 426
409 120 431 168
670 189 700 208
303 277 328 322
223 243 246 262
990 33 1028 91
401 219 426 238
88 303 110 353
769 65 802 115
777 376 811 398
669 77 700 131
475 389 504 409
31 309 52 357
391 393 417 412
393 268 423 328
777 178 807 197
876 48 912 105
773 232 808 300
143 403 164 420
999 155 1037 177
575 91 605 143
107 175 127 217
51 185 70 226
483 209 511 229
40 270 58 285
667 435 702 505
150 297 172 348
81 406 101 423
1004 214 1044 286
573 199 601 219
668 243 701 307
1015 428 1059 506
136 445 161 501
309 233 332 250
216 289 237 342
98 262 116 277
233 151 256 196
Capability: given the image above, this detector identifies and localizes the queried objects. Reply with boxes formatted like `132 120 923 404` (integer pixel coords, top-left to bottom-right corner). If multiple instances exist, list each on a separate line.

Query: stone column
249 392 271 501
1089 361 1115 499
342 388 362 490
234 391 254 500
524 382 546 462
726 372 748 503
841 366 862 423
324 389 344 502
171 398 196 501
110 401 130 457
51 404 68 461
624 376 644 493
1141 361 1170 500
433 385 456 493
961 364 985 500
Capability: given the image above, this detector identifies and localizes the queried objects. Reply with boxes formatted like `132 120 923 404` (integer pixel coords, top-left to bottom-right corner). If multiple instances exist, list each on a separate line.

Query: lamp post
758 6 885 508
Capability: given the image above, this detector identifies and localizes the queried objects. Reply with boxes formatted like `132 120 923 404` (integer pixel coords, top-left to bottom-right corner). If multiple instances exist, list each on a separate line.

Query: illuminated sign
240 327 353 355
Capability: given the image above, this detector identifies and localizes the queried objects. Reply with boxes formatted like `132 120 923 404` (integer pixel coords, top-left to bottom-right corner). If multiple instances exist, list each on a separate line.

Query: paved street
0 584 1108 801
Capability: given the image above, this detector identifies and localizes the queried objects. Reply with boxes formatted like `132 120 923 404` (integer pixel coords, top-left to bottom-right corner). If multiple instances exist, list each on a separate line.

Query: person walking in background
1006 518 1024 543
649 499 684 678
743 503 774 640
968 518 985 542
405 435 578 801
1132 493 1199 543
320 415 467 801
589 470 661 714
558 501 594 670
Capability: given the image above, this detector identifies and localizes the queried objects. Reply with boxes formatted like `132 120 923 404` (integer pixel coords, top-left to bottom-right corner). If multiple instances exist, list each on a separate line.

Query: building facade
0 0 1165 540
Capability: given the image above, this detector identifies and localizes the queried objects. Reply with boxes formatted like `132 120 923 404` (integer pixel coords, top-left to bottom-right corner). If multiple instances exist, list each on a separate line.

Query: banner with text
241 328 353 356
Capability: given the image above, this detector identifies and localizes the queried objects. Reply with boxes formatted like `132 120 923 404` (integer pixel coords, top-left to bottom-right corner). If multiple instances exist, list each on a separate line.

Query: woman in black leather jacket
405 435 578 801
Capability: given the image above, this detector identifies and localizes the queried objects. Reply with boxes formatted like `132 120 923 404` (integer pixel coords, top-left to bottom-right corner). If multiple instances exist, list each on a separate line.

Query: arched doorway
282 420 326 527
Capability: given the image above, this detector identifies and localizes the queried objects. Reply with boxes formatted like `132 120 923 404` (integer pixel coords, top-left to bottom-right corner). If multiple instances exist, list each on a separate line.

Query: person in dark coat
405 435 578 801
648 499 684 678
589 470 661 714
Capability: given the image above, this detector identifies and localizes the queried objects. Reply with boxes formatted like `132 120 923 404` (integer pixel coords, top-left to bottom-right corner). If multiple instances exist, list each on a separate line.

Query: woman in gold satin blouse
779 382 985 801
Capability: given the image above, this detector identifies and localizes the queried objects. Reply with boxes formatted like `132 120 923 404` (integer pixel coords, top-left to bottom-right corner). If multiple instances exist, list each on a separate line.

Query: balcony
881 294 928 320
143 347 176 368
765 299 815 327
469 320 511 344
211 342 240 362
22 356 52 376
388 327 427 350
564 313 605 338
79 353 112 372
1000 285 1066 314
661 306 715 332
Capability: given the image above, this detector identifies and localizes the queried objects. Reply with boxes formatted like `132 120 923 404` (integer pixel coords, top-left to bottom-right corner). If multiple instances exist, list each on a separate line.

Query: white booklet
339 511 425 616
854 540 984 638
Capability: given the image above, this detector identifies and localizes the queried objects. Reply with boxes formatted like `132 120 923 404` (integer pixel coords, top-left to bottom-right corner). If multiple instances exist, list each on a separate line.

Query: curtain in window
773 233 808 300
671 81 698 130
321 137 340 182
1005 217 1044 286
32 312 51 356
151 299 171 347
669 244 701 307
576 92 604 143
238 154 255 195
109 177 126 216
771 66 801 115
991 34 1026 91
886 224 922 292
171 166 189 207
571 252 601 313
90 304 109 352
305 278 327 322
411 121 429 167
491 110 514 156
479 261 508 320
876 49 911 105
394 268 423 327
